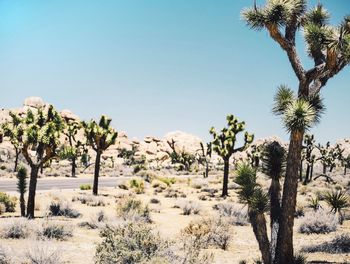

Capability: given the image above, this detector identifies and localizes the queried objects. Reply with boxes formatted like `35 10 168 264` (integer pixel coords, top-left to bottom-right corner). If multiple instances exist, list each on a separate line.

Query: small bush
116 196 151 223
0 203 5 215
95 222 168 264
178 201 201 215
37 221 73 240
0 218 31 239
157 177 176 187
79 184 92 190
294 204 305 218
48 200 81 218
191 179 208 190
129 179 145 194
80 210 108 229
0 246 10 264
151 180 168 190
26 242 62 264
213 203 249 226
302 233 350 254
298 209 338 234
150 198 160 204
72 195 106 207
0 192 17 213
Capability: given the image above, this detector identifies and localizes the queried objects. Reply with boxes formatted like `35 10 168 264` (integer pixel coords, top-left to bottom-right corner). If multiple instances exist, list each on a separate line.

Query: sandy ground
0 173 349 264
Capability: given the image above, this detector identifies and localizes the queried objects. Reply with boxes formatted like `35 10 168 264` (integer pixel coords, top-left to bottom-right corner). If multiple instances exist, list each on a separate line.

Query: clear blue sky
0 0 349 143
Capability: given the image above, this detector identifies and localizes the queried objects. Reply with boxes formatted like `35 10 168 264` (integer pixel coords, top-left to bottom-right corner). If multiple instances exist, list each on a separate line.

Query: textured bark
26 166 39 219
270 179 282 263
14 148 20 172
222 158 229 197
275 129 304 264
93 152 101 195
249 210 271 264
72 157 76 178
20 194 25 217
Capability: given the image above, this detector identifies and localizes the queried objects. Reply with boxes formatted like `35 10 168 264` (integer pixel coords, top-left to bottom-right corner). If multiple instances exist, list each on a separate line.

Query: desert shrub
116 196 151 223
191 179 208 190
157 177 176 187
213 203 249 226
302 233 350 254
37 221 73 240
0 246 10 264
150 198 160 204
26 242 62 264
0 192 17 213
137 170 158 183
164 188 186 198
72 194 106 207
293 253 307 264
179 201 201 215
129 179 145 194
0 218 31 239
79 210 108 229
95 222 169 264
298 209 338 234
182 217 232 250
151 180 168 190
294 204 305 218
79 184 92 191
0 203 5 215
48 200 81 218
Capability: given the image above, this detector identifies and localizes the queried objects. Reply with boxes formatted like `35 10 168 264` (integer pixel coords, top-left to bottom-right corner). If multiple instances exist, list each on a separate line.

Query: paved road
0 177 128 192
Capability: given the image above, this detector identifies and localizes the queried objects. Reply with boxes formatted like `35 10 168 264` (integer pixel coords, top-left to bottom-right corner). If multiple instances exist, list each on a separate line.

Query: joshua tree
16 165 27 217
6 106 65 218
2 112 23 172
234 163 270 264
324 190 349 224
316 142 343 176
210 114 254 197
243 1 350 262
340 153 350 175
247 144 263 169
261 141 286 263
60 120 82 177
82 115 118 195
196 142 212 178
166 139 196 172
301 134 316 184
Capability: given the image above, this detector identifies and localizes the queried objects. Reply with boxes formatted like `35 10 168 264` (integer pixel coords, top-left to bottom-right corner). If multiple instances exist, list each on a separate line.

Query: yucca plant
2 112 23 172
210 115 254 197
16 165 27 217
308 196 321 211
82 115 118 195
60 120 83 177
324 190 349 224
234 163 270 264
242 0 350 262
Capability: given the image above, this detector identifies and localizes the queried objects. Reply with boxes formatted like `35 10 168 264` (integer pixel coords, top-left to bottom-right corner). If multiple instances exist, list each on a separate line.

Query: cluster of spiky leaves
16 165 27 194
82 115 118 153
273 85 325 132
261 141 286 180
4 106 64 166
234 163 269 214
60 121 83 160
243 1 350 66
210 115 254 160
324 190 349 214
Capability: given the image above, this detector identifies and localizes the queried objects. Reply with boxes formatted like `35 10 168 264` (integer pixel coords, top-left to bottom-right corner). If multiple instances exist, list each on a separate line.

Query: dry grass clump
79 210 108 229
298 209 339 234
116 196 151 223
25 241 63 264
302 233 350 254
37 221 73 240
72 194 106 207
0 218 32 239
175 200 201 215
47 199 81 218
129 179 146 194
213 203 249 226
95 222 169 264
0 246 10 264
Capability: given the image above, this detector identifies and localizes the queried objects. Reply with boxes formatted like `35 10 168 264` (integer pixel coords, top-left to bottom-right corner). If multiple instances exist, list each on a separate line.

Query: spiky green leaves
82 115 118 153
273 85 325 132
16 165 27 195
324 190 349 213
234 163 269 214
242 0 307 30
305 4 330 26
210 115 254 160
261 141 286 180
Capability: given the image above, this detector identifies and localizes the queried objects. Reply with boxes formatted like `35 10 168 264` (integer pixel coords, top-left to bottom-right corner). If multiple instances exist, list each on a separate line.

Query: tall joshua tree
210 114 254 197
302 134 316 184
82 116 118 195
2 112 23 172
16 165 27 217
61 120 82 177
6 106 64 219
243 1 350 262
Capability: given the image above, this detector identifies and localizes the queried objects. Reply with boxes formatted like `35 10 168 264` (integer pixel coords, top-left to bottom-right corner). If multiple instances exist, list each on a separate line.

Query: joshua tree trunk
204 162 209 178
222 158 229 197
310 163 314 180
269 179 281 263
303 164 310 185
26 165 39 219
275 129 304 264
344 166 347 175
93 152 101 195
249 210 271 264
299 160 303 181
323 164 327 174
20 193 25 217
14 148 20 172
71 157 76 178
